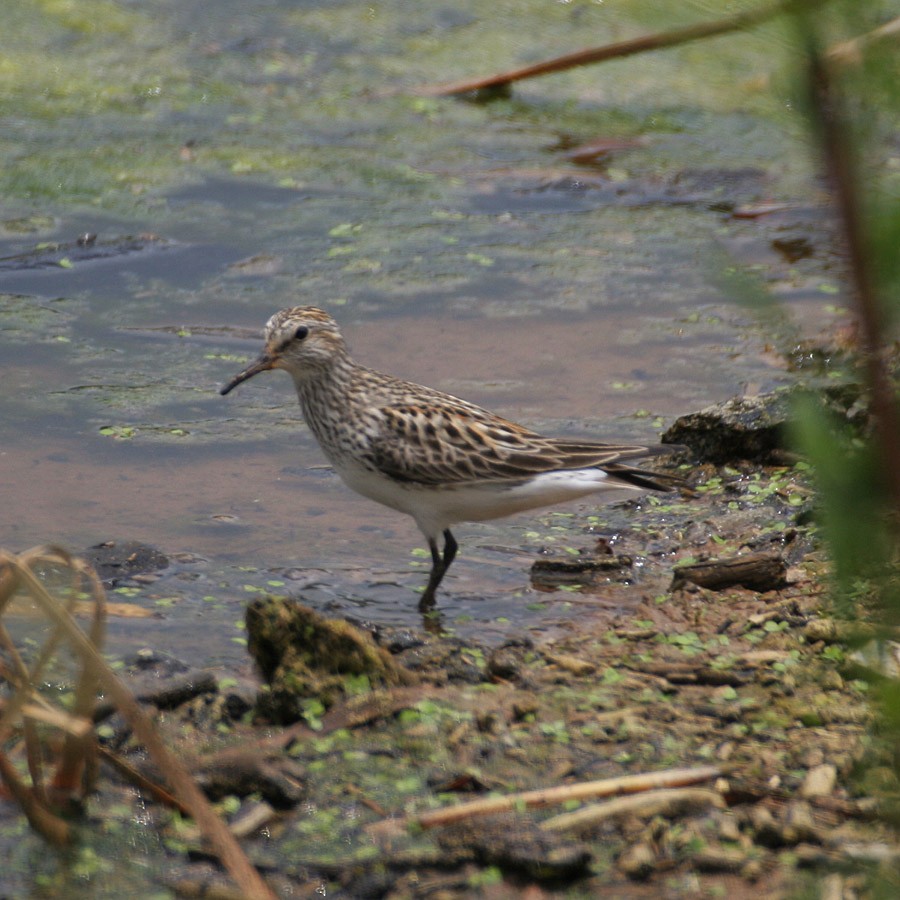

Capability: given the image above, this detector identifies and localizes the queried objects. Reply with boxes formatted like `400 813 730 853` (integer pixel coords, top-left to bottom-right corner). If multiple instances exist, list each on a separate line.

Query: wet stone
486 646 524 680
664 383 875 465
196 754 306 808
391 636 488 684
133 668 218 710
772 235 815 262
376 627 428 654
802 618 838 643
749 805 783 848
691 844 749 873
217 677 260 721
782 801 822 845
94 664 217 721
716 810 742 843
662 394 790 465
511 693 540 721
121 648 189 676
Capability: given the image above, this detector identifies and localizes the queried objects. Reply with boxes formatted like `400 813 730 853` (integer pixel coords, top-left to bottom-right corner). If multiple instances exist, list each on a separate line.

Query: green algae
0 0 823 217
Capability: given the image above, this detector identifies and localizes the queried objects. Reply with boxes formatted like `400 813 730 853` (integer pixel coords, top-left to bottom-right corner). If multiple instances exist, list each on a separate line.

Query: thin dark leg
419 539 445 610
441 529 458 570
418 529 458 610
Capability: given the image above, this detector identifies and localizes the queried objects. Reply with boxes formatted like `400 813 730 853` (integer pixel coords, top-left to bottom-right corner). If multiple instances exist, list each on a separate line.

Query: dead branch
417 0 815 97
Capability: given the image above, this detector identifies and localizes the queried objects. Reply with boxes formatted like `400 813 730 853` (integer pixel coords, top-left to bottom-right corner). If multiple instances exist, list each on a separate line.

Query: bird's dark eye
294 325 309 341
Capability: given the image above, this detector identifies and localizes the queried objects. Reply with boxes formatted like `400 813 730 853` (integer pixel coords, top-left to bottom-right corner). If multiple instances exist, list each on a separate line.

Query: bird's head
220 306 347 395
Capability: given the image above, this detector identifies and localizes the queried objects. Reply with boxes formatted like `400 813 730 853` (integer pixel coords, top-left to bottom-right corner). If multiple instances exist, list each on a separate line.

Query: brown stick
541 787 725 834
403 765 720 830
418 0 815 96
97 745 193 816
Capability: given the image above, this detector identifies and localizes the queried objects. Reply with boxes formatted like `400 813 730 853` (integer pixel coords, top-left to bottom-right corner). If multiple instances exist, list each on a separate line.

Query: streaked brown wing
365 401 669 487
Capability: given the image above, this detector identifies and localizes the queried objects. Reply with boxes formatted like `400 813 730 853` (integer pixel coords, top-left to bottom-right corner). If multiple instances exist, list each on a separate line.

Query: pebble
819 873 844 900
741 858 764 881
511 693 540 721
487 647 522 680
783 801 821 845
801 763 837 798
749 805 782 848
802 618 838 643
618 842 656 880
692 845 747 873
716 811 741 843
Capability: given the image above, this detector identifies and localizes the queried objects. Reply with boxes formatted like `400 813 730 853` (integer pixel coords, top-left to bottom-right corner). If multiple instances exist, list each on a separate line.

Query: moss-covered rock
246 596 416 723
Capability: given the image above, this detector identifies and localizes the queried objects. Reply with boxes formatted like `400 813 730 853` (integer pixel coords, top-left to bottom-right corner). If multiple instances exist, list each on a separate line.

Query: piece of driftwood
670 551 787 593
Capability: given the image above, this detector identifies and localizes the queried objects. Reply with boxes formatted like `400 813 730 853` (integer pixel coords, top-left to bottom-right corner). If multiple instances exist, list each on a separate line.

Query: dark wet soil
3 422 895 898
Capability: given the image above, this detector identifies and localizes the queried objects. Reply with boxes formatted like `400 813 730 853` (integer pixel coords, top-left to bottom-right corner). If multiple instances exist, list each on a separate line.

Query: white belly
332 461 642 540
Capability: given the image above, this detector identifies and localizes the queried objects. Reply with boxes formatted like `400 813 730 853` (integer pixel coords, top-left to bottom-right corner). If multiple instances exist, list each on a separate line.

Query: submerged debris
530 553 632 589
0 232 173 270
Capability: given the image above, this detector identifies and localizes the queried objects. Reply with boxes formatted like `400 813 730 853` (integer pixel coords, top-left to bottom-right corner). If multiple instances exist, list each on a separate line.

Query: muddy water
0 1 843 667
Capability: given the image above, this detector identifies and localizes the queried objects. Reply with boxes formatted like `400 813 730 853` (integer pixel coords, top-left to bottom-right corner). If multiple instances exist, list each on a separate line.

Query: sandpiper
221 307 680 608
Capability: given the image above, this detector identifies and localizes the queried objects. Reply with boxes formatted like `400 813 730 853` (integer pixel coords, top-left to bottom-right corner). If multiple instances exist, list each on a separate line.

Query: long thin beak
219 353 277 396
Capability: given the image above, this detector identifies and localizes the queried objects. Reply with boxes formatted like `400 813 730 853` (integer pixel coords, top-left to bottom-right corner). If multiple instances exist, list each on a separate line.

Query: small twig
344 783 389 818
97 745 193 816
399 765 720 830
417 0 816 96
541 787 725 834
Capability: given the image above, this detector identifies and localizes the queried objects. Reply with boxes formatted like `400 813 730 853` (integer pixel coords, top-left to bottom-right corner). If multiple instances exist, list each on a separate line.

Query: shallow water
0 1 846 672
